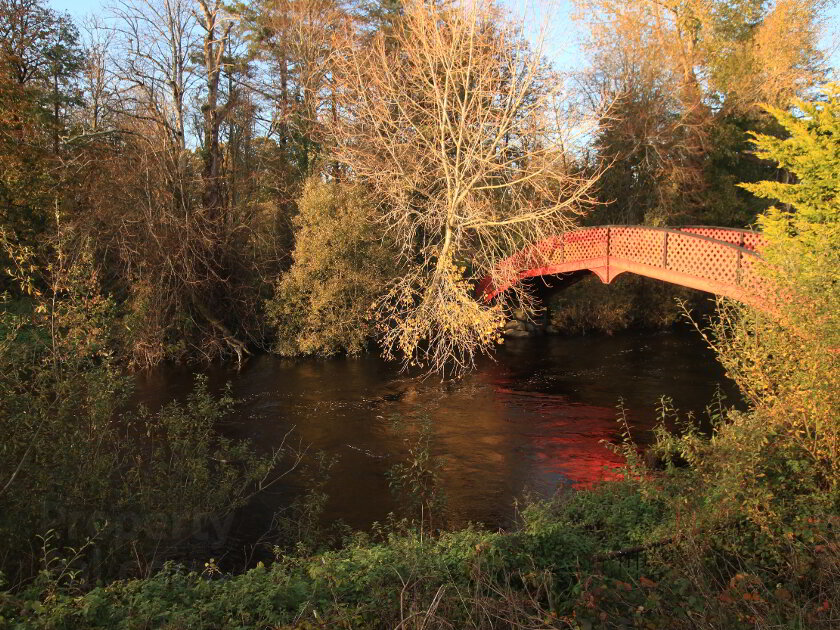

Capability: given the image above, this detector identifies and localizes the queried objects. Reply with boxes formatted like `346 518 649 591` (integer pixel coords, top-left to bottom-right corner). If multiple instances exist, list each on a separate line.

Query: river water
134 327 741 554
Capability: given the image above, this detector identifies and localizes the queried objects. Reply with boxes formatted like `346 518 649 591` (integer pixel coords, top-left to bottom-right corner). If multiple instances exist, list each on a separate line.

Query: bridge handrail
483 225 769 305
678 224 760 234
553 225 764 258
673 225 765 252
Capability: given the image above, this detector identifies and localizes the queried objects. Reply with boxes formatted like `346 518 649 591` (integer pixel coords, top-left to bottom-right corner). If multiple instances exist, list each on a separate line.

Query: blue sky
47 0 588 70
48 0 838 75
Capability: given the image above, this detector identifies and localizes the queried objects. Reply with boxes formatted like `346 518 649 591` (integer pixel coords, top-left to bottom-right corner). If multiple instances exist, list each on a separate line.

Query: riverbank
4 457 836 629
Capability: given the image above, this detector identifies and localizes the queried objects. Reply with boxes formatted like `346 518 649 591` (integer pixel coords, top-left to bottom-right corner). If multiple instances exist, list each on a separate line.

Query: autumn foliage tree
329 0 599 374
575 0 832 226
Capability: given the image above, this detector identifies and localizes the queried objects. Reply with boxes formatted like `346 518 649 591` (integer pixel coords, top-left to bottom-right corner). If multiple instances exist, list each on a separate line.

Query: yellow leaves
376 266 506 374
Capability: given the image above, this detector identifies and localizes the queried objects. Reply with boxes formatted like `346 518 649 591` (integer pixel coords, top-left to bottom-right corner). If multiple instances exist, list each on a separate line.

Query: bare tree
330 0 599 375
110 0 200 151
79 16 118 133
194 0 233 214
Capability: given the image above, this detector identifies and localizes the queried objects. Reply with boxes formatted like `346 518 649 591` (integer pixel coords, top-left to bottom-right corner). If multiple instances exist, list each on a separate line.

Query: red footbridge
480 226 769 309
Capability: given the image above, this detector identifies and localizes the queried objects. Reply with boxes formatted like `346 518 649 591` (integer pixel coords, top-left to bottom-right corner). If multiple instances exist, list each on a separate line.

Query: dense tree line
575 0 832 227
1 0 832 370
1 0 399 367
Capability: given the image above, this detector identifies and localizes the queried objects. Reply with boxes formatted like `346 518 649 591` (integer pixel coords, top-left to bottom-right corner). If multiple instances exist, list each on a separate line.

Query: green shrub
386 417 447 532
0 231 286 587
548 274 700 335
266 178 401 357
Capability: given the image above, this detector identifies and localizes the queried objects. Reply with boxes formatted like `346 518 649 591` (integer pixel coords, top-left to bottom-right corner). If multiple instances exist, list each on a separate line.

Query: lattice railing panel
679 226 742 247
531 237 561 267
484 225 767 305
496 236 560 280
546 235 565 265
610 226 663 266
515 242 550 271
666 232 739 284
679 226 766 252
742 232 765 251
564 227 608 261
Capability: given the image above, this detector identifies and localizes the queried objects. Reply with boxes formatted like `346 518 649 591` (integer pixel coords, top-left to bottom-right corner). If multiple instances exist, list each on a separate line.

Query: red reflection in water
490 384 626 487
532 433 625 487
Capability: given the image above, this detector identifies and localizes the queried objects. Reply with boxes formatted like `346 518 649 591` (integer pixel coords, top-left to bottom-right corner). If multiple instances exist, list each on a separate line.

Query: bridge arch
480 226 770 310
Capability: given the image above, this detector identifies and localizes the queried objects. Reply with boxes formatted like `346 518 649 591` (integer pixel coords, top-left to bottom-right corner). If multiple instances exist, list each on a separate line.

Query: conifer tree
706 84 840 479
740 83 840 351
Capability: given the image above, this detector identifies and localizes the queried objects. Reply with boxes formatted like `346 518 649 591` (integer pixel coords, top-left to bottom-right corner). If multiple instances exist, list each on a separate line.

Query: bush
548 274 700 335
0 230 287 587
266 178 401 357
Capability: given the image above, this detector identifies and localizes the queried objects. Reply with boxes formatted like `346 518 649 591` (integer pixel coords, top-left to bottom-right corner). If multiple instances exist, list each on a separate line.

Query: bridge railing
675 226 765 251
486 225 769 304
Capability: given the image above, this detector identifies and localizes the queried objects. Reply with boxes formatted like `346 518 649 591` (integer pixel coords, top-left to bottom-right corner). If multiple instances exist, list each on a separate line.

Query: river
134 327 741 560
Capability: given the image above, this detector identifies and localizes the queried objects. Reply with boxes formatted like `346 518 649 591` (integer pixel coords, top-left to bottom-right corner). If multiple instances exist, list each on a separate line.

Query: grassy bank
2 454 837 629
